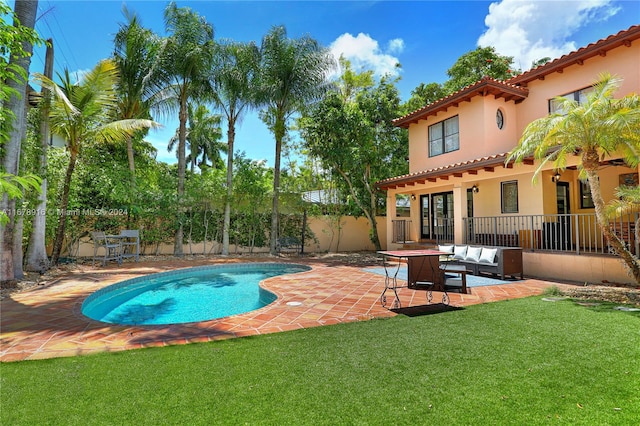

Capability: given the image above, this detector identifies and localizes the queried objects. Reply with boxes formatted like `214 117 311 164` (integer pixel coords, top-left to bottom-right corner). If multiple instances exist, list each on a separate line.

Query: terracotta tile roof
393 25 640 129
376 152 513 190
393 77 528 128
508 25 640 86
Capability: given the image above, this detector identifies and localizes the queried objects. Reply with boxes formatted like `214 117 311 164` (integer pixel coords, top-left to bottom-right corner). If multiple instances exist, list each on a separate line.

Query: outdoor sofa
438 244 523 280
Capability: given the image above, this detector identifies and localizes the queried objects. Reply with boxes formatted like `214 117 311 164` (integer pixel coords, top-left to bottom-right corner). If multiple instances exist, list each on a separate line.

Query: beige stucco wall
307 215 386 252
524 251 635 285
74 216 387 257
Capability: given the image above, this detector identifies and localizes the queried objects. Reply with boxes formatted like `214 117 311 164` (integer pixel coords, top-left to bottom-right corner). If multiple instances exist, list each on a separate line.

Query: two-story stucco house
377 25 640 285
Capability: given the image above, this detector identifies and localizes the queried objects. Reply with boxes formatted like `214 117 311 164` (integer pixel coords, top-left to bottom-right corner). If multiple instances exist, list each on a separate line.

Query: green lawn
2 296 639 425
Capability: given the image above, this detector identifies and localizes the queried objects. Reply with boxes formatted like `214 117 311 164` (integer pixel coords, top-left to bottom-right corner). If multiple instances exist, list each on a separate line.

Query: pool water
81 263 310 325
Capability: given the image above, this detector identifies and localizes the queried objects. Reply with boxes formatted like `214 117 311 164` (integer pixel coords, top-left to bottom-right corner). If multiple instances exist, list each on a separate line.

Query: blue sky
15 0 640 165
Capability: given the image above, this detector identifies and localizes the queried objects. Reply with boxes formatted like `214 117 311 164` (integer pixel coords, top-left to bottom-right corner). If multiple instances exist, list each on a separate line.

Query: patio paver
0 256 574 362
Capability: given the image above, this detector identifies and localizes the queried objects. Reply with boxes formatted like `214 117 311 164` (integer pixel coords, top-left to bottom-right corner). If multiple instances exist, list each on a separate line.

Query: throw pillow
453 245 468 260
438 244 454 254
465 246 482 262
479 248 498 264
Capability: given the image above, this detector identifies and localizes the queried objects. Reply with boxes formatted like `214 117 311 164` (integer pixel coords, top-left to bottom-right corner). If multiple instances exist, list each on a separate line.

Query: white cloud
329 32 403 78
478 0 621 71
387 38 405 54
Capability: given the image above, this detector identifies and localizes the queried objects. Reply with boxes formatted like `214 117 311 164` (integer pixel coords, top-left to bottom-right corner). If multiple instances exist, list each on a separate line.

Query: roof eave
393 80 528 129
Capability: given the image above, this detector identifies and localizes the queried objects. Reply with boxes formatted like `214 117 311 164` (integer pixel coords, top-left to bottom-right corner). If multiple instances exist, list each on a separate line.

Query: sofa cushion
465 246 482 262
453 245 467 260
438 244 454 254
479 247 498 264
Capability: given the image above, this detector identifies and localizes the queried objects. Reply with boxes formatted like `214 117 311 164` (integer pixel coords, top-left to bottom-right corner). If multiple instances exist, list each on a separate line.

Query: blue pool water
81 263 310 326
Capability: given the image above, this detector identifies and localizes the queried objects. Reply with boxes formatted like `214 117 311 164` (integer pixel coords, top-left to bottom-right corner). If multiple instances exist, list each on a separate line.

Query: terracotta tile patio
0 256 574 362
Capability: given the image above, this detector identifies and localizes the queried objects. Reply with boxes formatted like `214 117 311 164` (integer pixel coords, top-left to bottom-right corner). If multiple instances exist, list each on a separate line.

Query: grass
2 296 639 425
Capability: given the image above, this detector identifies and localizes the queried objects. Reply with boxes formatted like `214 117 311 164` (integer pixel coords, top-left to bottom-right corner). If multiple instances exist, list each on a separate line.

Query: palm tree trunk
270 116 285 255
585 156 640 284
174 95 187 256
26 38 53 273
125 133 136 189
51 149 77 266
222 125 235 255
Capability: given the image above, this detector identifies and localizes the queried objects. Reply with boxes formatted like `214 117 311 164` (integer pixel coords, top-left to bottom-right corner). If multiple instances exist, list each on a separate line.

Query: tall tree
508 73 640 285
113 8 163 190
402 82 446 114
300 62 407 250
209 40 261 255
0 0 39 282
35 59 157 265
158 2 214 256
443 46 518 93
25 38 53 273
259 25 335 255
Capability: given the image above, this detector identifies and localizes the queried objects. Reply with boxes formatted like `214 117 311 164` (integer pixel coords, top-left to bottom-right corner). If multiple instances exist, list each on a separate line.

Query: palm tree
168 103 225 172
113 8 163 190
187 104 225 170
157 2 214 256
508 73 640 284
35 59 158 265
209 40 261 255
259 26 335 254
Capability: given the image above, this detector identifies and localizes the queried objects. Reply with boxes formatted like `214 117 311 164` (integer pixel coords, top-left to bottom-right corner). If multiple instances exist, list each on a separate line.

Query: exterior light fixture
472 185 479 193
552 172 562 183
410 194 416 201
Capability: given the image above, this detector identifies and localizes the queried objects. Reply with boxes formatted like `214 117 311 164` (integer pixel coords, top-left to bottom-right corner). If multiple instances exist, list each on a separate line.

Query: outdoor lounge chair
91 231 122 266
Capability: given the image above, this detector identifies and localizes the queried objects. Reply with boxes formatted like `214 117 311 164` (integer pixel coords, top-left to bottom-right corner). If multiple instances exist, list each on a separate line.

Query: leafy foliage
300 62 407 249
444 46 519 93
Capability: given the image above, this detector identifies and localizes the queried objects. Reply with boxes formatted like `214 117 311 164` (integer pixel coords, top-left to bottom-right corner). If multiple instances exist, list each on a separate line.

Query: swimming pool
81 263 310 326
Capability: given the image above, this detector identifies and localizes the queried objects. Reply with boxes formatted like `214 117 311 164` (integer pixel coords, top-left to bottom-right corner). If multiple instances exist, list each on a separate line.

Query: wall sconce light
551 172 561 183
410 194 416 201
472 185 479 193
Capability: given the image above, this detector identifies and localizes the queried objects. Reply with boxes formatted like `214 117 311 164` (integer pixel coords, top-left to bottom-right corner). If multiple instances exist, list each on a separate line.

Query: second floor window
429 115 459 157
549 86 594 114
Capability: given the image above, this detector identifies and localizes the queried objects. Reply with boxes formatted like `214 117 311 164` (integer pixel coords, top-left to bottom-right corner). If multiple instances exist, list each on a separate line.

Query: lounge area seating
438 244 523 280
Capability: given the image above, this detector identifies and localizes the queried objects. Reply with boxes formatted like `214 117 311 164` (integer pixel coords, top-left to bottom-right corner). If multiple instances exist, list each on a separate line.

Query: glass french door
421 191 454 241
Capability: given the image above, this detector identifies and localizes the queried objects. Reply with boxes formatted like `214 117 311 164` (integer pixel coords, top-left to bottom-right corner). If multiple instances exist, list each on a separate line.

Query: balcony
463 213 638 256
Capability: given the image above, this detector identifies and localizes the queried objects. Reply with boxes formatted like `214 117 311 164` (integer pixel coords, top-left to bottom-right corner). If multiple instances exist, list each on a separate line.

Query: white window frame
549 86 594 114
428 115 459 157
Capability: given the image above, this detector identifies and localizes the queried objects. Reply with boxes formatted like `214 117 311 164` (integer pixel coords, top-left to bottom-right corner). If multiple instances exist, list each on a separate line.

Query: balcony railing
391 219 412 243
428 218 455 244
463 212 638 256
